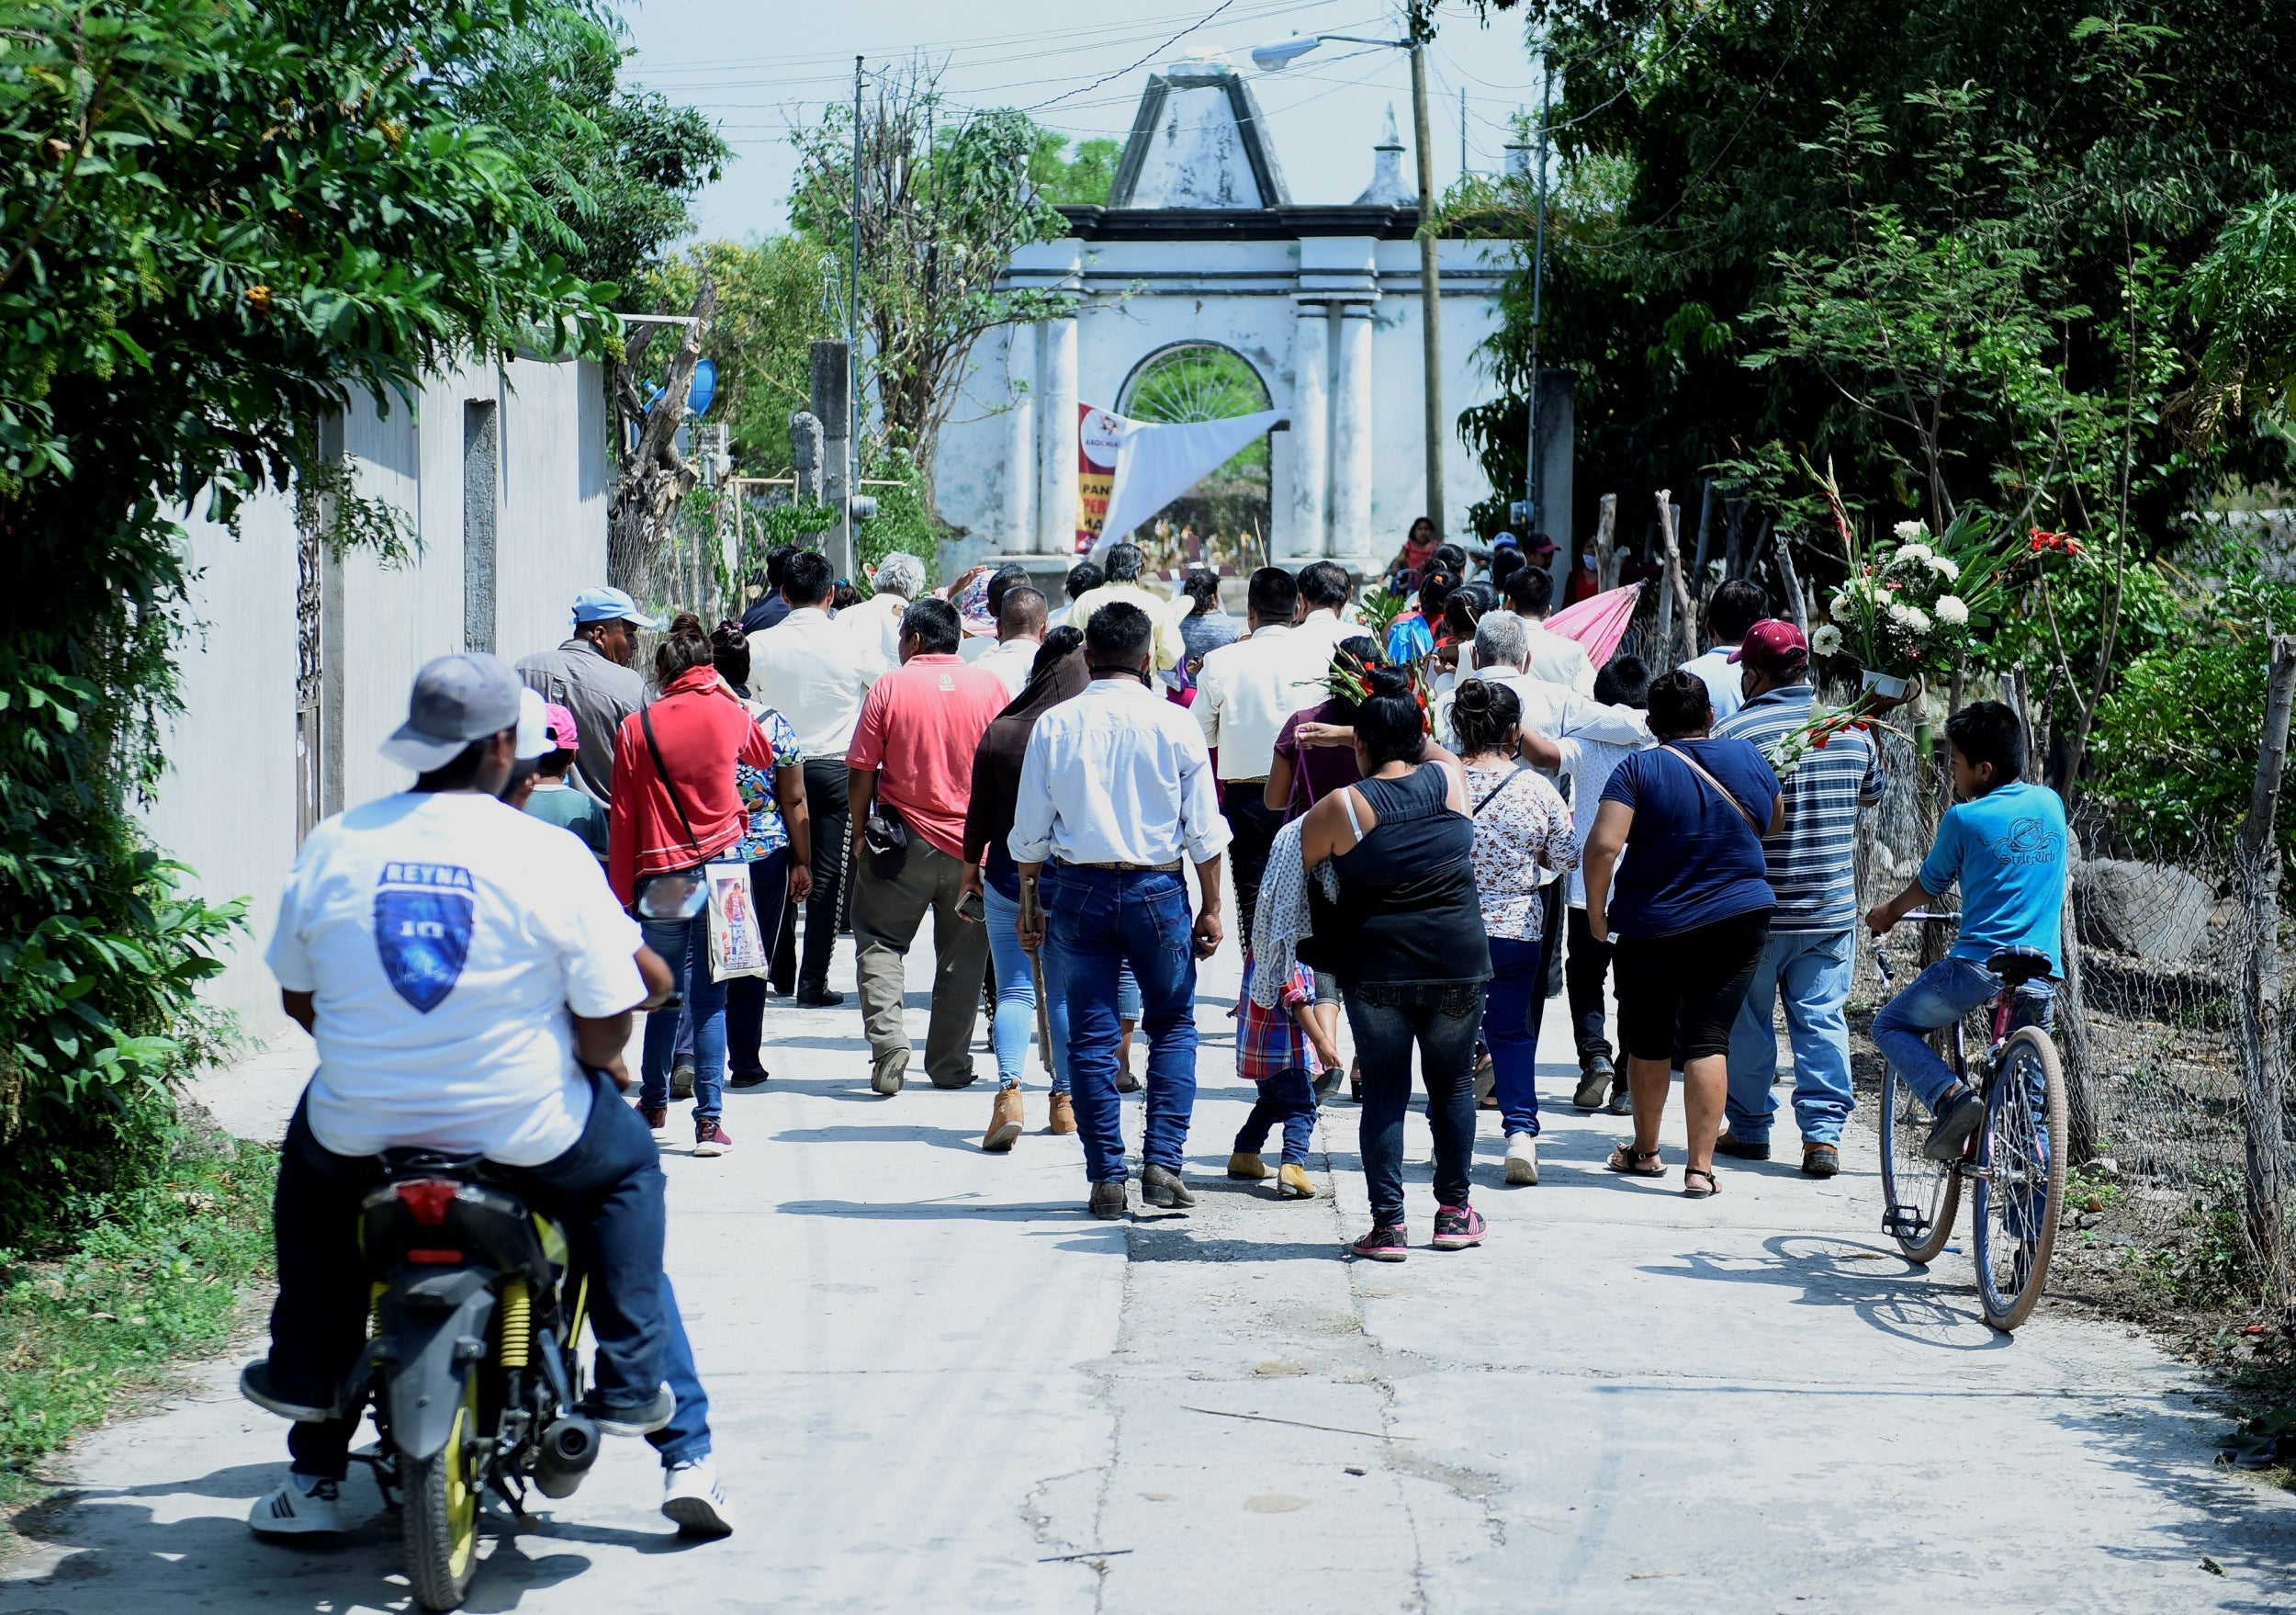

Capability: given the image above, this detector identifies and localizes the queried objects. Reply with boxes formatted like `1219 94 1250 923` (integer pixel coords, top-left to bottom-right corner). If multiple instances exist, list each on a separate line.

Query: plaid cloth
1235 954 1316 1080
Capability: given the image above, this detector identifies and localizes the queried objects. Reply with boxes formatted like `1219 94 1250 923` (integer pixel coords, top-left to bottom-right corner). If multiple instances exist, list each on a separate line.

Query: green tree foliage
1029 133 1121 206
1468 1 2296 553
0 0 616 1239
644 236 831 474
450 3 727 295
2087 568 2296 856
791 60 1075 480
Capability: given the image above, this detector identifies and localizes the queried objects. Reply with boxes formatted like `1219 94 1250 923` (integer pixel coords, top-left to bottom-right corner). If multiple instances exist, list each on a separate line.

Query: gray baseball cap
380 652 525 773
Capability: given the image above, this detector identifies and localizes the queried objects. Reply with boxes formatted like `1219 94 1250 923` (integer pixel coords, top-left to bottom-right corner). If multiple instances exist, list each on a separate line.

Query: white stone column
1330 301 1375 561
1037 314 1079 557
1004 322 1035 553
1288 301 1331 562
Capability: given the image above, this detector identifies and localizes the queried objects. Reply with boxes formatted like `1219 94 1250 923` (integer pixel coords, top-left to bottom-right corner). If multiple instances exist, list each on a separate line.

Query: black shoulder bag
632 703 710 921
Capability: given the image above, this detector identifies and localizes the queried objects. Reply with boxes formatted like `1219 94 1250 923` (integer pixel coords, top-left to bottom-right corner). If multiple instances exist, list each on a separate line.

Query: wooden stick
1657 490 1696 661
1770 520 1806 636
1593 493 1617 593
2237 635 2296 1285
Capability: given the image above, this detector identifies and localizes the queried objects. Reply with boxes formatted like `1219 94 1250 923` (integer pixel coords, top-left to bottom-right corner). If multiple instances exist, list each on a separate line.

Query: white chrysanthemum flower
1810 623 1844 656
1895 541 1933 563
1935 595 1969 625
1888 602 1912 625
1893 520 1925 543
1901 606 1931 633
1829 593 1851 620
1929 554 1960 582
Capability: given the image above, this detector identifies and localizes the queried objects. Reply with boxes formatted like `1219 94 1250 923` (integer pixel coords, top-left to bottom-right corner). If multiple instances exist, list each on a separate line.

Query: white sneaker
248 1471 343 1536
1504 1133 1540 1186
661 1457 735 1536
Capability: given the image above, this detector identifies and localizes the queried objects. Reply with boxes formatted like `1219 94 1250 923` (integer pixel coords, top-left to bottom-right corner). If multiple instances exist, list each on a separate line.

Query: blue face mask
1581 553 1597 570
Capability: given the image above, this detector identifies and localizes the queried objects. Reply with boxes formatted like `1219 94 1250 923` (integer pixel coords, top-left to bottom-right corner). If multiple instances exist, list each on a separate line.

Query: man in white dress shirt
1678 578 1766 725
972 586 1047 699
1011 603 1231 1221
1500 566 1598 695
1193 567 1320 945
838 549 924 671
1287 560 1359 672
750 549 880 1005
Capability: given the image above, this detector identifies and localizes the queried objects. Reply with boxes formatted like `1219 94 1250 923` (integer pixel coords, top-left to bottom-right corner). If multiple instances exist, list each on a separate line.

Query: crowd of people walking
500 526 2067 1255
248 521 2071 1543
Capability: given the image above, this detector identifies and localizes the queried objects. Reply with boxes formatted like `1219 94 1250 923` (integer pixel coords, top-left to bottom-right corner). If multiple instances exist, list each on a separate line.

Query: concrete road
6 928 2295 1613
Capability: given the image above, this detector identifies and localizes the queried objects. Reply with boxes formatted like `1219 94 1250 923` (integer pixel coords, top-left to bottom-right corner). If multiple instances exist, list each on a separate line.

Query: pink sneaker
693 1118 731 1157
1432 1203 1486 1250
1351 1221 1408 1262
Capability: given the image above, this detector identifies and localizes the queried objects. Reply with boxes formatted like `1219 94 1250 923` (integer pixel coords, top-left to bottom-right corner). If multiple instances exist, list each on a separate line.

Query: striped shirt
1714 685 1885 932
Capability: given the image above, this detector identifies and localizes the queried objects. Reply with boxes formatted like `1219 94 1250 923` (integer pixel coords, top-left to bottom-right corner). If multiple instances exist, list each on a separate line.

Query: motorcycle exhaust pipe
532 1414 600 1498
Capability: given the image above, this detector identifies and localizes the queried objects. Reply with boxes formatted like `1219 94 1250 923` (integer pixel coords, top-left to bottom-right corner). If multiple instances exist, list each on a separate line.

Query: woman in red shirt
608 627 782 1156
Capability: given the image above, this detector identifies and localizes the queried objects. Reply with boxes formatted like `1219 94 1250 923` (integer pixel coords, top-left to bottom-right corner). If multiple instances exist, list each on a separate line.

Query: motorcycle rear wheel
403 1377 482 1611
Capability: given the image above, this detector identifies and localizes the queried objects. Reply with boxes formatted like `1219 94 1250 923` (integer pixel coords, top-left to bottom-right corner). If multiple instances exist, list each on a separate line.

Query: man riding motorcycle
242 654 735 1538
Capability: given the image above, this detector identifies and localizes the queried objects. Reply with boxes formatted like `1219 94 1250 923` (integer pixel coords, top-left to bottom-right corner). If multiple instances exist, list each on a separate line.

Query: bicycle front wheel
1878 1056 1960 1264
1971 1027 2067 1332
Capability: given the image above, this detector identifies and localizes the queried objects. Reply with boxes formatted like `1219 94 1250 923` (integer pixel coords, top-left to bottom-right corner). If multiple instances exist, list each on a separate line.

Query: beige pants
851 838 988 1088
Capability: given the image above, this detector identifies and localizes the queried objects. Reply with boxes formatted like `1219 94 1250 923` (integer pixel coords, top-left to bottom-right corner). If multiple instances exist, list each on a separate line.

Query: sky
619 0 1552 241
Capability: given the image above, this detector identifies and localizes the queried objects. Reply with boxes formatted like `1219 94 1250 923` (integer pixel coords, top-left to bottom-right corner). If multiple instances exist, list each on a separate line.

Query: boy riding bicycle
1864 702 2069 1161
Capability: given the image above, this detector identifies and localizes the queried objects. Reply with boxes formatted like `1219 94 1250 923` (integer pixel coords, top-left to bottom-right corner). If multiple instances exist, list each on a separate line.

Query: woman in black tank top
1299 669 1491 1261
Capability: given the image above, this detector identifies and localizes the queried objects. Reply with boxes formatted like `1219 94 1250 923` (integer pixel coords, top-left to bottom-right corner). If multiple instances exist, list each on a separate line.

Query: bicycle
1873 913 2068 1332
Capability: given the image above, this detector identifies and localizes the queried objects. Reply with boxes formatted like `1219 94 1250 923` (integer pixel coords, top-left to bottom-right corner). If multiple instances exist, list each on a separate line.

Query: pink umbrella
1543 582 1644 667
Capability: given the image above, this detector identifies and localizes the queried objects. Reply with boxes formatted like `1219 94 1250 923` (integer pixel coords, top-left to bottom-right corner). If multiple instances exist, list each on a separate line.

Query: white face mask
1581 553 1596 570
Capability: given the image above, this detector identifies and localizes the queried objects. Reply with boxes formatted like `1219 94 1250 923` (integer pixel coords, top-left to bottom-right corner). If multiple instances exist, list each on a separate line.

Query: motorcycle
337 1151 602 1610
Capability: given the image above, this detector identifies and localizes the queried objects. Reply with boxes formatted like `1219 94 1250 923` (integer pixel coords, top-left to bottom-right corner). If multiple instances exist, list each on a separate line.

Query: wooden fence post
1772 523 1807 637
1657 491 1696 663
1593 493 1618 593
2236 635 2296 1297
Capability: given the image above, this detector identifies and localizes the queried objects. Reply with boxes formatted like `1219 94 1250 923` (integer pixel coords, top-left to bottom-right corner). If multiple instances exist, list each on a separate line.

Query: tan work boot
1277 1163 1315 1199
983 1082 1024 1152
1227 1151 1269 1180
1047 1092 1076 1135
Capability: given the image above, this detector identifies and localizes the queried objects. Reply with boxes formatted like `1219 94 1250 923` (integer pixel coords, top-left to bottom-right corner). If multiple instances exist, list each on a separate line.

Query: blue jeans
643 911 726 1120
1047 864 1199 1184
270 1072 674 1477
1483 936 1544 1137
1872 956 2058 1112
1233 1068 1318 1166
649 1275 712 1468
1346 980 1485 1223
984 881 1070 1093
1725 928 1857 1146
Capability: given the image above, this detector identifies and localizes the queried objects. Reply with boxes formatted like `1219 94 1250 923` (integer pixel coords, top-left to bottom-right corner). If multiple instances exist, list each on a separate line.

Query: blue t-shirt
1599 739 1781 938
1919 779 2068 973
1385 612 1435 665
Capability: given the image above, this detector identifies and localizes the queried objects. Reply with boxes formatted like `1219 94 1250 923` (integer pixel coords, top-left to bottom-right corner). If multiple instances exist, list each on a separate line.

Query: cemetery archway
1115 341 1272 571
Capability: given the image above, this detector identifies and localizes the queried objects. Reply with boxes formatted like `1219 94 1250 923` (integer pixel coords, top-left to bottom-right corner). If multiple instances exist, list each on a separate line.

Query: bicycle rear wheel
1971 1027 2066 1332
1878 1058 1960 1263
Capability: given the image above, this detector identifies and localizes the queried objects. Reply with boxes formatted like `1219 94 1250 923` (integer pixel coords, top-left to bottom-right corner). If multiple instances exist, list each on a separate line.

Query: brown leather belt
1057 858 1183 873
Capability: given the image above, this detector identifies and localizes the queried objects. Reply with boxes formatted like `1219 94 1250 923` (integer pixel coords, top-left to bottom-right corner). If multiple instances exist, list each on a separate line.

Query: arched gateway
931 58 1543 582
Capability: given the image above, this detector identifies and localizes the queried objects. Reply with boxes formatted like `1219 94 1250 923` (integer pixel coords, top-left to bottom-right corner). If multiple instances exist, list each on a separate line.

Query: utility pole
1408 2 1446 543
1524 49 1550 537
846 54 862 579
1459 87 1468 175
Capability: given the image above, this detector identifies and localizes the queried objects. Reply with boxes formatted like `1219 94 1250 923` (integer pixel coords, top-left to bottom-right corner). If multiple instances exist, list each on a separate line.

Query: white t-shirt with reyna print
266 791 647 1166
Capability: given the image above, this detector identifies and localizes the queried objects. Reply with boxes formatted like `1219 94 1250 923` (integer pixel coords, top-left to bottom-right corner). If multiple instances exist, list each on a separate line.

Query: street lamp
1253 6 1450 546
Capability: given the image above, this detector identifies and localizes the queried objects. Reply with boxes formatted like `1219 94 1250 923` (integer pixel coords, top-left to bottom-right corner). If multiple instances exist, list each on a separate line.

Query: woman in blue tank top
1298 668 1492 1262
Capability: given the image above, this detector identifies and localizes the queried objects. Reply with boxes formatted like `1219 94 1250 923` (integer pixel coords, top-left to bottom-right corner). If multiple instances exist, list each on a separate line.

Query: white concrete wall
936 233 1509 572
142 356 608 1034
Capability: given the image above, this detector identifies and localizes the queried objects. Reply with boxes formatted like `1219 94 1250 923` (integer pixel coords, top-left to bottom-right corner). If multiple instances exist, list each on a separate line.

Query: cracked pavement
6 929 2296 1612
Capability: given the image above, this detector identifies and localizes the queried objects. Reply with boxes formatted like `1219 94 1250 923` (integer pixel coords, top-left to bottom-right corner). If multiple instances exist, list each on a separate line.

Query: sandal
1683 1166 1720 1199
1606 1143 1666 1178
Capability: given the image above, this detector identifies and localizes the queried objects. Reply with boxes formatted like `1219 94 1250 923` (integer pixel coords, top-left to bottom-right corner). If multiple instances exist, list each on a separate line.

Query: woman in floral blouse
712 623 812 1088
1451 677 1578 1188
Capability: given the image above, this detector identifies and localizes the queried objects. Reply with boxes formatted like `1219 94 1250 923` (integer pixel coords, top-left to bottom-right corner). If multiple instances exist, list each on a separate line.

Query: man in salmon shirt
845 595 1012 1096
